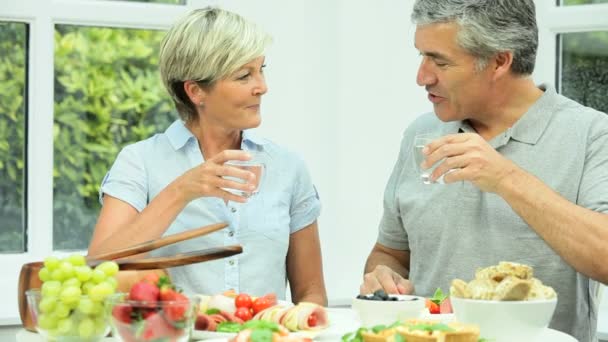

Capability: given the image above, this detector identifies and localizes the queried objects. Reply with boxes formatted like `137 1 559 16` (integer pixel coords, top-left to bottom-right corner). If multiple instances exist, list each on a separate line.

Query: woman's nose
253 75 268 96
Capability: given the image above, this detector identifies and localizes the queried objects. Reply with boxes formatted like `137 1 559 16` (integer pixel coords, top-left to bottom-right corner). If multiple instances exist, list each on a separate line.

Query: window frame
0 0 215 324
533 2 608 89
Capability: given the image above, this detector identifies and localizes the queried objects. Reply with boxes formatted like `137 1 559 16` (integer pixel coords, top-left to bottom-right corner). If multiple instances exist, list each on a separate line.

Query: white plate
191 329 325 341
192 300 327 340
537 328 577 342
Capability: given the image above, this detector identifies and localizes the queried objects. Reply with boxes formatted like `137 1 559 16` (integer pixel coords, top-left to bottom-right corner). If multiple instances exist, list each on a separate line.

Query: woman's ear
492 51 514 81
183 80 205 106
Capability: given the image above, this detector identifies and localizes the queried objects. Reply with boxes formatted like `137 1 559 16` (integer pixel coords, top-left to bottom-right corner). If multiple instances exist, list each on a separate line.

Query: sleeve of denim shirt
99 143 147 212
376 131 410 251
289 155 322 234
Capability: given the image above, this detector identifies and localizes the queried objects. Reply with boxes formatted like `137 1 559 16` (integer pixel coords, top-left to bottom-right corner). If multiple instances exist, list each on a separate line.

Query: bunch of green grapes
36 254 119 341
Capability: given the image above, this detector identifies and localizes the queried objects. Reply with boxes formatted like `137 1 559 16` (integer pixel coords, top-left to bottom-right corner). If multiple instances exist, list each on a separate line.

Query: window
53 25 173 250
0 0 196 323
0 22 27 254
558 31 608 114
561 0 608 5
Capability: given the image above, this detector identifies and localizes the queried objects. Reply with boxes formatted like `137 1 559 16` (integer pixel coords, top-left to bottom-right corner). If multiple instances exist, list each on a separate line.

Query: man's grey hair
411 0 538 75
159 7 272 122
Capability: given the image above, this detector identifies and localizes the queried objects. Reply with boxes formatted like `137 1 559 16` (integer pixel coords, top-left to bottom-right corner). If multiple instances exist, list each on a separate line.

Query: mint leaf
431 287 448 305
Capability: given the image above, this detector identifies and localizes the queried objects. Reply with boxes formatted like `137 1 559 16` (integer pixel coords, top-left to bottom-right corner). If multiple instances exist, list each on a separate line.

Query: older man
360 1 608 341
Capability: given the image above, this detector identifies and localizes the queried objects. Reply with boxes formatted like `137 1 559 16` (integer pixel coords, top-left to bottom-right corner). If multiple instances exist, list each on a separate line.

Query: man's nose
416 60 436 86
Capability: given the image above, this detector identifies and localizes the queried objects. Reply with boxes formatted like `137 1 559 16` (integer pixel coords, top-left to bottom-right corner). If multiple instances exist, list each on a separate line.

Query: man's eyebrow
420 51 450 61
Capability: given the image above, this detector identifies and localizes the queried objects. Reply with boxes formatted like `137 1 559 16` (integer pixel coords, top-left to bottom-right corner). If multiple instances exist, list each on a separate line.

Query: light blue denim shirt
99 119 321 299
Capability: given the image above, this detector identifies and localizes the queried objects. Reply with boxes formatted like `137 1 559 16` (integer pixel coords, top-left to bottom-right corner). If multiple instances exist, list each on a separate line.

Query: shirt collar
165 119 268 151
165 119 195 151
453 83 558 145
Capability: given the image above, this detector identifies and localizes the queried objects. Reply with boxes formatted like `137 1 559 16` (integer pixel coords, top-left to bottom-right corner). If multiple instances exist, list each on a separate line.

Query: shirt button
231 207 237 213
229 260 235 266
228 231 234 237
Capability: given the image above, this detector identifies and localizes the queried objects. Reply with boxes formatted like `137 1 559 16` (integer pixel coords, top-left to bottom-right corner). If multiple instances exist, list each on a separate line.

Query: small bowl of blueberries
352 290 426 327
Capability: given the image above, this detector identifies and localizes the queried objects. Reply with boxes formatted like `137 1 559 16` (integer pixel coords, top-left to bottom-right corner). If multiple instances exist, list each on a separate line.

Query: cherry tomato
252 297 272 315
307 313 318 327
425 298 440 314
235 293 253 309
234 307 253 321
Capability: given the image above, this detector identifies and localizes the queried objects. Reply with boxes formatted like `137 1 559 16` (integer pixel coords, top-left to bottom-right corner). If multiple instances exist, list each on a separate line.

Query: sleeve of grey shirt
578 110 608 214
377 129 412 251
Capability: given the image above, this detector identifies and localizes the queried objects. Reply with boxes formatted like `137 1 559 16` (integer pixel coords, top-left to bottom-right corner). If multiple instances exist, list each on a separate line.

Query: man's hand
422 133 519 193
360 265 414 295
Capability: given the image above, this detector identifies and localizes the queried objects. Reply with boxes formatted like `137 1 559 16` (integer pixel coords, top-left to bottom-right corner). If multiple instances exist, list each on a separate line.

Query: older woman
88 7 327 306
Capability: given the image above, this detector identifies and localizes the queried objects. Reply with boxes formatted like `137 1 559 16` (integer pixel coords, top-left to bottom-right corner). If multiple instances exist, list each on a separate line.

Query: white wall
222 0 432 304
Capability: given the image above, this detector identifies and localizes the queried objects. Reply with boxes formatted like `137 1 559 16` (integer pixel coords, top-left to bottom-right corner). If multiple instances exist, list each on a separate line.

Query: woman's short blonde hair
159 7 272 122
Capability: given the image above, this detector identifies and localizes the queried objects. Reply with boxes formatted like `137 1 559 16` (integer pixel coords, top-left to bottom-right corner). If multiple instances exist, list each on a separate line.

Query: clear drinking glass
223 151 265 198
413 133 442 184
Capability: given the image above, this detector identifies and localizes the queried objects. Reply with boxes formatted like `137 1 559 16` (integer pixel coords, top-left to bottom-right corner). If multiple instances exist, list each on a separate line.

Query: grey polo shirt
377 84 608 342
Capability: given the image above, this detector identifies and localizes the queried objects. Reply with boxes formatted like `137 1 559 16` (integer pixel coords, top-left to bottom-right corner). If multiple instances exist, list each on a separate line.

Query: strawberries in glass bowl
105 276 200 342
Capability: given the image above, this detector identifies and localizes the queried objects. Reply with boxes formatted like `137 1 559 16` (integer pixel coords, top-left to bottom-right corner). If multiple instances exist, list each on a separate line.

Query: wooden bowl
18 262 42 332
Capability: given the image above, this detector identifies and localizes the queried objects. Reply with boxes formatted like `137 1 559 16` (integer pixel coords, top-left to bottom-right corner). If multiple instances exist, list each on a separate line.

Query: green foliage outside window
0 22 26 253
560 31 608 115
53 25 174 250
561 0 608 5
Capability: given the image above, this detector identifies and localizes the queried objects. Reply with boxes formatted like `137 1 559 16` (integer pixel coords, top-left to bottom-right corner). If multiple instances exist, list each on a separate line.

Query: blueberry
373 289 389 300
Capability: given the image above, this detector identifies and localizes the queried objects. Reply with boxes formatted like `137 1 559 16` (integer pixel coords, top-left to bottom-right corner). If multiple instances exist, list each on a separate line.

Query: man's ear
183 80 205 106
492 51 514 80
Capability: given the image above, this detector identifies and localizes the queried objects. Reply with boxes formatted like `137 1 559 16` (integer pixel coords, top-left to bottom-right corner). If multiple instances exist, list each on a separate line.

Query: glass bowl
26 289 110 342
105 292 200 342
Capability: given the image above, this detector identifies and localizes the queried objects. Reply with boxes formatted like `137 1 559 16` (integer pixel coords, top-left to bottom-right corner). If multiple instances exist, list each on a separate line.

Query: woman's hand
176 150 257 203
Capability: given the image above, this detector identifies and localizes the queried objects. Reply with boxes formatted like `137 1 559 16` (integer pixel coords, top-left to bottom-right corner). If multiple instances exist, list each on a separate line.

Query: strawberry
129 281 160 304
141 273 160 286
138 311 181 341
160 287 190 322
112 305 133 324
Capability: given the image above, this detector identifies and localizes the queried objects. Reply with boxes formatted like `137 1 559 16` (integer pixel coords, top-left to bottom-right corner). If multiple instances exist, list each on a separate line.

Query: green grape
88 282 113 302
41 281 62 297
93 316 107 335
63 277 81 289
91 269 106 284
67 254 86 266
81 281 95 295
39 296 57 313
104 277 118 290
78 317 95 339
56 317 74 335
38 313 58 330
50 268 64 282
53 302 71 319
75 265 93 282
38 267 51 282
77 297 95 315
59 261 75 279
95 261 119 277
90 301 104 315
44 256 60 271
60 286 81 306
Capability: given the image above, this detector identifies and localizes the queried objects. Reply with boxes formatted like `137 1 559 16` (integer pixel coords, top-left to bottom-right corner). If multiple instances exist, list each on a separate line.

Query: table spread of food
20 258 576 342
